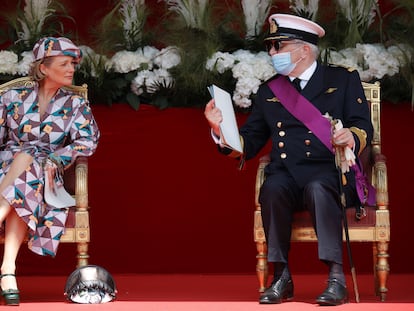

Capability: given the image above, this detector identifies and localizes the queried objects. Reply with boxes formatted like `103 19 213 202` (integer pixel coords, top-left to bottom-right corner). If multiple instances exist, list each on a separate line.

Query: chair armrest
75 156 89 211
255 155 271 211
371 148 389 209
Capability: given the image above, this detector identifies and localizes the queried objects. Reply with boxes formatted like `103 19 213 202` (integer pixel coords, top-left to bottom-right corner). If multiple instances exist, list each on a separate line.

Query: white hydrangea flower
325 43 406 82
251 52 274 80
131 68 174 95
232 61 256 79
0 50 19 75
233 49 256 63
16 51 34 76
358 43 400 80
131 69 152 95
205 51 236 73
387 44 411 67
231 51 274 108
141 46 159 59
233 76 261 108
153 46 181 69
233 92 253 108
128 46 178 97
110 50 153 73
145 68 174 94
237 78 260 97
326 48 363 70
205 49 275 108
387 45 405 63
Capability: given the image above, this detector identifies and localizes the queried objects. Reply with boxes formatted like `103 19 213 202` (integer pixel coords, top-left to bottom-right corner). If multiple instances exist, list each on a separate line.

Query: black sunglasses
265 40 302 52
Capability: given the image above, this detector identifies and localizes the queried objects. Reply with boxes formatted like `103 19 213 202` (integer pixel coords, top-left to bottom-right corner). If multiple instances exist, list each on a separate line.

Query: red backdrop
1 0 412 277
16 101 414 277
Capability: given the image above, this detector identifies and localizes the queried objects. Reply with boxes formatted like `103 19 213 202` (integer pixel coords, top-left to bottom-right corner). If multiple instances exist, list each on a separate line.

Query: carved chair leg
77 242 89 267
256 241 268 292
372 242 378 296
375 241 389 302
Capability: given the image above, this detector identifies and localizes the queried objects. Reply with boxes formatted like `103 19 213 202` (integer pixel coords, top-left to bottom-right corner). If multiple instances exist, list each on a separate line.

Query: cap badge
270 19 278 34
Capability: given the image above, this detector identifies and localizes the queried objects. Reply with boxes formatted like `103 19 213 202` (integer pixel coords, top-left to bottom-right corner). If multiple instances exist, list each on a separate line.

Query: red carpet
11 273 414 310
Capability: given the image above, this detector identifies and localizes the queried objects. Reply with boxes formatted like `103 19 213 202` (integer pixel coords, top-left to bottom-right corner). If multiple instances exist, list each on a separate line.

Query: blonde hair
29 57 54 82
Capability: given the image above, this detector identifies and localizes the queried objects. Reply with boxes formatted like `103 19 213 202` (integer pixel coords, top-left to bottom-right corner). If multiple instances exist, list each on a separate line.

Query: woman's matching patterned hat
32 37 82 63
264 14 325 45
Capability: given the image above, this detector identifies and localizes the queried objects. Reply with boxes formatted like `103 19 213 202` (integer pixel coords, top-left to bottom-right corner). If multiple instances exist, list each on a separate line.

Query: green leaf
152 95 170 110
126 92 141 110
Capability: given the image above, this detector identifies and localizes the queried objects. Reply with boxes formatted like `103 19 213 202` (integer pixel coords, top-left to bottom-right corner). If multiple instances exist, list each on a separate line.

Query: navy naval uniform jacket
221 62 373 263
239 62 373 198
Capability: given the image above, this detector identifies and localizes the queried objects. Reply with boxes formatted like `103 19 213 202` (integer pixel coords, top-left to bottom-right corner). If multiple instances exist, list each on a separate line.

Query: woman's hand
204 99 222 137
44 160 57 191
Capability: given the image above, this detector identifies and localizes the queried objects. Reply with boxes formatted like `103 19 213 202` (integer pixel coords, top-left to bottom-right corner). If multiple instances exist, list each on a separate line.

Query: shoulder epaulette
328 63 356 72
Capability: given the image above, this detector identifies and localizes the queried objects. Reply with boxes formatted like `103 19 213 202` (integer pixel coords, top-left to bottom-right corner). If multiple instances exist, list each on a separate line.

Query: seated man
204 13 373 306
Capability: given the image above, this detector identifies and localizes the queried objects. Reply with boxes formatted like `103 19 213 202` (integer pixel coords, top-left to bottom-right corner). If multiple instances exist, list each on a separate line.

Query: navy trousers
259 168 349 265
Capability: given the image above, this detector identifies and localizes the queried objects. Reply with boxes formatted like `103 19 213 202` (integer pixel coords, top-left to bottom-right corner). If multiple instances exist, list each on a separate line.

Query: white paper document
208 85 243 154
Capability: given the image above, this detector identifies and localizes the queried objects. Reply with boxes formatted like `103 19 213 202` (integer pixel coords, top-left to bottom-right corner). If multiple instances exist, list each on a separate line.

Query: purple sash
267 77 375 206
268 77 333 151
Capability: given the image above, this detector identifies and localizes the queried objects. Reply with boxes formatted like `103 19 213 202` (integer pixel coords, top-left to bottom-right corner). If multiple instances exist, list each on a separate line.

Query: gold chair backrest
362 81 381 151
0 76 88 100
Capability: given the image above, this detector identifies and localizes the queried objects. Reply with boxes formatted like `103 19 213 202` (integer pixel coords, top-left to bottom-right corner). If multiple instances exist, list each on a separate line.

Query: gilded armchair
0 77 91 267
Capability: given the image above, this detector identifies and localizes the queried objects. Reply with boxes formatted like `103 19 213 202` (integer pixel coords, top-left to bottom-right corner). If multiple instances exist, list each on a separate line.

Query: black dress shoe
316 278 348 306
259 277 294 304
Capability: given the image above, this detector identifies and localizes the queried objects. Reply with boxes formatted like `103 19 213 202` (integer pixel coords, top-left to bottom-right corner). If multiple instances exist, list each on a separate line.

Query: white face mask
271 47 303 76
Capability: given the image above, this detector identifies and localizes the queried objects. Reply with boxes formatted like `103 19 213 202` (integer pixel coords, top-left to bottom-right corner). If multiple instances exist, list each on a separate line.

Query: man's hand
333 127 355 149
332 123 356 172
204 99 222 137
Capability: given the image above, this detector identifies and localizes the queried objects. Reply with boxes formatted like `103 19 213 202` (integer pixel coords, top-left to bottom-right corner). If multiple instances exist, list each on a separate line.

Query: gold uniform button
306 152 311 157
305 139 311 146
278 142 284 148
357 98 363 104
281 153 287 159
276 122 282 128
308 130 312 134
279 131 286 137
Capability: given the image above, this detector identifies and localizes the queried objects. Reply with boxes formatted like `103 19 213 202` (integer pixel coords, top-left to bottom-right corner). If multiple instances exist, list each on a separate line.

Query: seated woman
0 37 100 305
